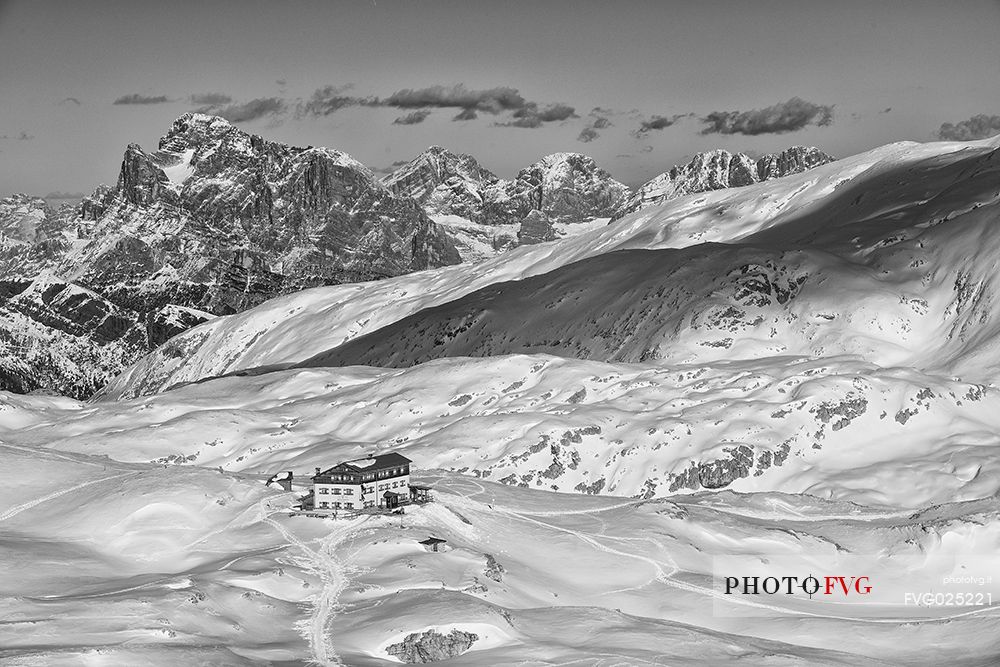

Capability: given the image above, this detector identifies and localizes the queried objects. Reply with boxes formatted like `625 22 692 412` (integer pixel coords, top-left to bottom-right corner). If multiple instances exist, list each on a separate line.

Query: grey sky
1 0 999 196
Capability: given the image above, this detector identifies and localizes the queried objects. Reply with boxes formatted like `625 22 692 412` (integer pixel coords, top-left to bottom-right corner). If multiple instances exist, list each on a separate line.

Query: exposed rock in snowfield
386 629 479 663
516 209 555 245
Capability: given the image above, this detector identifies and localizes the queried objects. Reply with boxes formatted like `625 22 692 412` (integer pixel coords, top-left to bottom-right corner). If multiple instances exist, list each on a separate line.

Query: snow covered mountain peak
0 115 461 396
614 145 835 219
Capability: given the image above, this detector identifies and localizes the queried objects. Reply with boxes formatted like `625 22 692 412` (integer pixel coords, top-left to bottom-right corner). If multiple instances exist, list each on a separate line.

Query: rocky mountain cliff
69 113 460 315
0 113 462 397
614 146 834 219
382 145 500 221
384 148 630 237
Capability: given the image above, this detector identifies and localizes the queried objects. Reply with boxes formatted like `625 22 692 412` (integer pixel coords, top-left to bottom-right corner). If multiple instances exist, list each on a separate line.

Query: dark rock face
756 146 834 181
386 629 479 663
0 276 153 398
517 209 556 245
146 304 214 347
614 146 835 220
0 113 462 397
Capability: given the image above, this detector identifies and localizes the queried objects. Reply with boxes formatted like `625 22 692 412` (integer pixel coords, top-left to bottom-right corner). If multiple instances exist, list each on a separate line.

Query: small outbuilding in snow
419 537 447 553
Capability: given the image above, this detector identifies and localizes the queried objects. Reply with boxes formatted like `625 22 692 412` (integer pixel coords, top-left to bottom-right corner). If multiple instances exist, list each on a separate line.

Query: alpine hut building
311 453 412 511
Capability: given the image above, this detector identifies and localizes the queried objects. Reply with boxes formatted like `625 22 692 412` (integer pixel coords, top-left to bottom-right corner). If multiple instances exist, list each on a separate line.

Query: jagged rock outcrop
385 149 629 228
511 152 630 223
0 274 150 398
756 146 834 181
517 209 556 244
0 195 79 276
383 145 500 220
147 304 214 347
64 113 461 316
386 629 479 663
614 146 834 219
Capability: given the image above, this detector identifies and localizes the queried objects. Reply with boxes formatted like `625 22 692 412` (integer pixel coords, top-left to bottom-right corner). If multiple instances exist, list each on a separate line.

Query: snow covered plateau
3 131 1000 665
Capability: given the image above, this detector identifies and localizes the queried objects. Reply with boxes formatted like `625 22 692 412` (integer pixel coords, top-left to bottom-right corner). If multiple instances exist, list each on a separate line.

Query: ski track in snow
0 470 142 523
263 509 370 666
436 483 1000 626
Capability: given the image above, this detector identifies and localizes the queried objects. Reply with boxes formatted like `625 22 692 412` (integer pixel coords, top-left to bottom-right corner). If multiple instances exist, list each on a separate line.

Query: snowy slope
101 135 1000 399
7 136 1000 665
14 354 1000 508
4 367 1000 663
298 191 1000 380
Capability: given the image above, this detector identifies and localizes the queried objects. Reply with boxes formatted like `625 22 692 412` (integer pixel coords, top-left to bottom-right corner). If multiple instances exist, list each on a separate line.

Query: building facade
311 452 411 511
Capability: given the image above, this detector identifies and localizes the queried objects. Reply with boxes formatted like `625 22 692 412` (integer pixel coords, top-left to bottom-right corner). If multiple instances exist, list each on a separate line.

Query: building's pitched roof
315 452 411 478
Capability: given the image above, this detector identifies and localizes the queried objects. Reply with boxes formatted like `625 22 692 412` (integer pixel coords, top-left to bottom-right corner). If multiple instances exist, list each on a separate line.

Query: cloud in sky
59 97 82 106
383 84 526 114
700 97 833 135
190 92 232 107
299 83 573 127
215 97 286 123
113 93 170 105
632 113 686 138
299 84 375 116
577 108 614 143
499 102 577 128
2 131 35 141
393 110 432 125
937 114 1000 141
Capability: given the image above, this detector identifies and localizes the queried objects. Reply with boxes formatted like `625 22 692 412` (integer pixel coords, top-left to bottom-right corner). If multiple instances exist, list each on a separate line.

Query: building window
333 488 341 495
319 488 329 494
344 503 353 509
343 489 353 495
319 502 328 508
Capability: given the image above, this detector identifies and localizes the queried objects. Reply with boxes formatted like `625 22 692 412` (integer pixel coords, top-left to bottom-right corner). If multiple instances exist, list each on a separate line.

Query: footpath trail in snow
264 510 371 666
